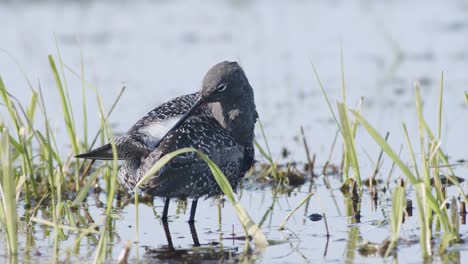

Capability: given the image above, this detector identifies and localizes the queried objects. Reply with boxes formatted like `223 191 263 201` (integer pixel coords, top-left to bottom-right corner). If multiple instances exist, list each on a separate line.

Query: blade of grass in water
0 77 36 203
135 147 269 247
337 103 361 186
93 98 119 264
254 118 279 180
31 217 98 235
49 54 82 192
415 183 432 257
257 118 272 162
350 110 417 184
312 61 362 185
340 47 346 103
49 55 79 156
414 83 456 244
385 180 406 257
0 128 18 255
351 104 457 257
79 45 88 149
71 168 102 208
254 139 272 164
278 192 314 230
437 72 444 141
311 63 341 133
414 82 431 187
402 123 420 180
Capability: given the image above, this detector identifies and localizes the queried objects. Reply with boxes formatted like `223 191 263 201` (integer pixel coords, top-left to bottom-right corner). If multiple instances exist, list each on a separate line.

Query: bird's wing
76 93 201 160
127 93 202 149
138 114 243 194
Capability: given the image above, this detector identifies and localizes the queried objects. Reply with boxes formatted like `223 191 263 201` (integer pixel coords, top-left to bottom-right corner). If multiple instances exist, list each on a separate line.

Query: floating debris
308 213 323 222
406 199 413 217
431 175 465 186
357 239 391 257
281 147 290 158
363 178 383 187
287 168 306 186
460 201 467 225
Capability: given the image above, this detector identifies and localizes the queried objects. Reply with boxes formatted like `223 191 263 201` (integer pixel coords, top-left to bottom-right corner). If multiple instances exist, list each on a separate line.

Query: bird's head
154 61 252 148
198 61 248 103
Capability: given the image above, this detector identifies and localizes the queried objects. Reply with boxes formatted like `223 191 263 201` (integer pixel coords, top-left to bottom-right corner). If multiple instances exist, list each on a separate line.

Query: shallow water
0 0 467 263
5 175 468 263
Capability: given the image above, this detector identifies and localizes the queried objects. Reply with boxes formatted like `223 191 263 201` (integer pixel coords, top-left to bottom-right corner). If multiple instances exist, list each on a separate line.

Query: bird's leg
162 221 174 251
162 197 170 222
188 221 200 247
188 198 198 223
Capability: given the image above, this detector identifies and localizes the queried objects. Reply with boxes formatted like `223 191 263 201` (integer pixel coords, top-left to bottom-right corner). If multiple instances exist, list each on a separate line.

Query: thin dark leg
162 197 170 222
189 198 198 223
162 221 174 250
188 221 200 247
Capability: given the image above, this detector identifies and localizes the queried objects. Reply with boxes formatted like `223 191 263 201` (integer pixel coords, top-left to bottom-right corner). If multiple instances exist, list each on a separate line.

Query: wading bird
76 61 258 223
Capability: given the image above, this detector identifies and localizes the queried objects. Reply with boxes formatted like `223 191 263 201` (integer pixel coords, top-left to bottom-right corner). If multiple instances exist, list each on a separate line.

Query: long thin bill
153 97 206 149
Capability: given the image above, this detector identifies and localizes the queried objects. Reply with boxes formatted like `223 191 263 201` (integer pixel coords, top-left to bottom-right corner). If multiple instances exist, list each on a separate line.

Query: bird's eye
216 83 228 92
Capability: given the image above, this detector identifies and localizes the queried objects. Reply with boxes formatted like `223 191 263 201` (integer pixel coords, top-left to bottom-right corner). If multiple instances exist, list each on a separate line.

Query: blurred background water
0 0 467 262
1 0 466 164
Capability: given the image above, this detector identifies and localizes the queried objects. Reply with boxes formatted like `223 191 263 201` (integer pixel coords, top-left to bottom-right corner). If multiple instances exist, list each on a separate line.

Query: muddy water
0 0 467 263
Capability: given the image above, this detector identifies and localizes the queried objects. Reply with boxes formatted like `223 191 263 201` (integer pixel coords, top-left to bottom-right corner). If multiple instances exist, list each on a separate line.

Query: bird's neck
210 96 257 145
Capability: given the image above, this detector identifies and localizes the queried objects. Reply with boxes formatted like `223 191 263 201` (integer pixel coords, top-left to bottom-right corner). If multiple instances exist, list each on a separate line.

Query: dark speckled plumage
76 61 257 222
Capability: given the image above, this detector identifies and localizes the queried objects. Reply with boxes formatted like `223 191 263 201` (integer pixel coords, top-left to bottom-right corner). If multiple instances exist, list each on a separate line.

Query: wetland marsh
0 0 467 263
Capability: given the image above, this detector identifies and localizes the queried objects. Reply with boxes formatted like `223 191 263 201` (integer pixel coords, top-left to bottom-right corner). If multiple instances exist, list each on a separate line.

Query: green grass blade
337 103 361 186
311 63 342 133
254 139 272 164
26 92 38 125
414 183 431 257
48 55 79 155
385 180 406 257
402 123 420 180
31 217 97 235
278 192 314 230
422 120 465 198
256 118 273 163
414 82 430 186
79 46 88 149
0 77 20 132
71 168 102 207
0 128 18 255
437 72 444 141
351 109 418 184
196 149 268 246
450 198 460 239
340 47 346 102
135 148 196 189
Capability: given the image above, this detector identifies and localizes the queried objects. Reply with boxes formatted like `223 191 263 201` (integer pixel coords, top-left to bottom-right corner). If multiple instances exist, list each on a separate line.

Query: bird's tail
75 135 150 160
75 143 121 160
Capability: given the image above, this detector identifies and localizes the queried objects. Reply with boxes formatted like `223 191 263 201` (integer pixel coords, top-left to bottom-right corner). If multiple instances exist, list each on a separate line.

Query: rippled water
0 0 467 263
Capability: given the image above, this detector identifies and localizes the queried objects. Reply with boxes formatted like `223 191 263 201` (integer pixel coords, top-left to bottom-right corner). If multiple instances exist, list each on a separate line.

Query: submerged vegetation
313 64 467 259
0 49 467 263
